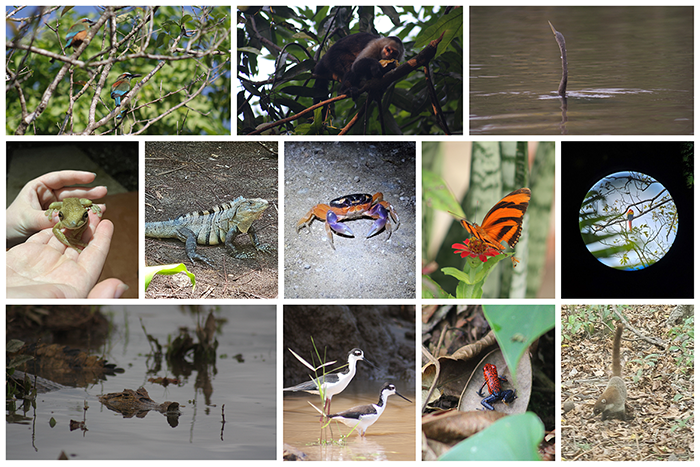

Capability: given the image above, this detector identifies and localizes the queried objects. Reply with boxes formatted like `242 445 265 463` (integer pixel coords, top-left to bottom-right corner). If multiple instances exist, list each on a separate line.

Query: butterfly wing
461 188 531 250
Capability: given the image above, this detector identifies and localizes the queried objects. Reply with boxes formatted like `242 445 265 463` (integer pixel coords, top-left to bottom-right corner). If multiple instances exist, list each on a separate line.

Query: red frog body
477 363 517 411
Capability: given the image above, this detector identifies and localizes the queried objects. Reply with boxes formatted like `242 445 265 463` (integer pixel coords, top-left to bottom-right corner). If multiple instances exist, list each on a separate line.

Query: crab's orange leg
296 204 331 233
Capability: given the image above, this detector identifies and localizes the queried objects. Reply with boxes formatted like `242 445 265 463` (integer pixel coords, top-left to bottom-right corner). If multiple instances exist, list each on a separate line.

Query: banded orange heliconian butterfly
460 188 531 252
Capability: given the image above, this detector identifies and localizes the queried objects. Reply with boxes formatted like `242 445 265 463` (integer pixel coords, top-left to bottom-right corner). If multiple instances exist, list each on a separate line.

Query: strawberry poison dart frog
477 363 517 410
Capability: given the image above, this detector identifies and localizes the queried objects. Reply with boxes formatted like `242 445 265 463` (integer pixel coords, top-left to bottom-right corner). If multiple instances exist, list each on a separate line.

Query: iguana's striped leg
176 227 215 267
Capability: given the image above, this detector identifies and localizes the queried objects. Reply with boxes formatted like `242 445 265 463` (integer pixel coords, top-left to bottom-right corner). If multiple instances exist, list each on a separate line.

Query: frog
45 198 102 252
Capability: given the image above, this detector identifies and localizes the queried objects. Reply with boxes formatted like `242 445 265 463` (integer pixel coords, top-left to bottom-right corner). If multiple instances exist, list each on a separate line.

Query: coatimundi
313 32 404 103
592 323 628 420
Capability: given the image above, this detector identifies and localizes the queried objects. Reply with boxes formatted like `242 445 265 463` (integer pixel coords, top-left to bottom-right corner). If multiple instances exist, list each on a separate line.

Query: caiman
99 387 181 427
145 196 272 267
11 342 123 388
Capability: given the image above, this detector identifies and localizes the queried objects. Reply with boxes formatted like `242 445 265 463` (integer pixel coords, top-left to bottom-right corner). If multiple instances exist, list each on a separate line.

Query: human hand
6 170 107 247
6 216 127 299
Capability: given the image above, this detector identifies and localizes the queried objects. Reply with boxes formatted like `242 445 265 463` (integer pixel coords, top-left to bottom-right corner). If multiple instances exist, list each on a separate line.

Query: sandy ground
284 142 416 299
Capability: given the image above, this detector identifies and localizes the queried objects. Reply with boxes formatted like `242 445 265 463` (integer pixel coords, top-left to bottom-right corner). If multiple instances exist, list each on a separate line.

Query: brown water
470 6 693 134
283 383 416 461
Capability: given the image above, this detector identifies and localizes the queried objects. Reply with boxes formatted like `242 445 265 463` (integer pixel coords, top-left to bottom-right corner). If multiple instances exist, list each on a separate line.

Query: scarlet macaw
627 209 634 231
111 72 142 118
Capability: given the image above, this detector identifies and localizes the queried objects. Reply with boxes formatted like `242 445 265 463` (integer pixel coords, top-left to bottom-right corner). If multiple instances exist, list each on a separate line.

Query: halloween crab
296 192 400 249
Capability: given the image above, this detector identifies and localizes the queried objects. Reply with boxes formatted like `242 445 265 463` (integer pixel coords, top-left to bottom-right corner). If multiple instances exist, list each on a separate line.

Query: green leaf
482 305 555 386
7 339 25 353
439 413 543 461
422 169 465 218
49 417 57 428
455 277 483 298
145 263 196 291
442 266 471 284
422 275 453 298
8 354 34 369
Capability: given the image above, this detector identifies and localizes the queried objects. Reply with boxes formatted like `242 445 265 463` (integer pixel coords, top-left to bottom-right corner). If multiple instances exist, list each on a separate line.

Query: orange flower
452 238 500 262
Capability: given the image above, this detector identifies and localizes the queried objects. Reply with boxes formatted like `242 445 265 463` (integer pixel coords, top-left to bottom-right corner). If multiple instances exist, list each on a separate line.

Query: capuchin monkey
313 32 404 103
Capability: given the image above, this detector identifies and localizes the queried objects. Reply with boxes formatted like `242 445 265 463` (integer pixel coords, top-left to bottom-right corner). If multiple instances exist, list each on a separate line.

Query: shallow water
470 6 693 134
6 306 276 460
283 380 416 461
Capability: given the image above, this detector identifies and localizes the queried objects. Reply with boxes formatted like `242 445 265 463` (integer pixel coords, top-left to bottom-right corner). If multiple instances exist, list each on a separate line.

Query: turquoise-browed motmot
111 72 142 118
51 18 94 63
65 18 95 50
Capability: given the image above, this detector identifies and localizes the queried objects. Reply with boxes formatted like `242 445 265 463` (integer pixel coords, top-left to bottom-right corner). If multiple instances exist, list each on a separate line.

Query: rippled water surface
7 306 276 460
470 6 693 134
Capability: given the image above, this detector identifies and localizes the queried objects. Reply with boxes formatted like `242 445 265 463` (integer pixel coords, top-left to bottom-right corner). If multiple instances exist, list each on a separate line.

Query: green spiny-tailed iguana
145 197 272 267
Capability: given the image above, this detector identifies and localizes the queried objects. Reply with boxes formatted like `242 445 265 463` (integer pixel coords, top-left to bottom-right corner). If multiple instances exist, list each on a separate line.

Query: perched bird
111 72 142 118
284 348 371 419
325 382 412 436
51 18 94 63
66 18 95 50
627 209 634 231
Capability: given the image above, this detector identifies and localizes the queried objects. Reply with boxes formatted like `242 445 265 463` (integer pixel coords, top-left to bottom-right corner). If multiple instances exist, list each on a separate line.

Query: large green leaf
482 304 555 385
439 413 544 461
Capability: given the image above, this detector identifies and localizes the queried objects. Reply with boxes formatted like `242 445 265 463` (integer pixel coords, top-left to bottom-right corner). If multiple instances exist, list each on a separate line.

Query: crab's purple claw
326 211 354 237
367 203 390 238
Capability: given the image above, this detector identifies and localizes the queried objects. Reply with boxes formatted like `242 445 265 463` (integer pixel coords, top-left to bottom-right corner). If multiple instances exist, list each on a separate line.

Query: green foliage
422 169 465 218
681 142 694 188
578 189 633 263
562 304 628 341
6 6 231 135
561 306 597 341
145 263 196 291
482 305 555 386
237 6 463 135
6 339 33 400
668 316 694 372
438 413 544 461
670 415 693 433
6 340 33 371
421 275 452 299
441 252 509 299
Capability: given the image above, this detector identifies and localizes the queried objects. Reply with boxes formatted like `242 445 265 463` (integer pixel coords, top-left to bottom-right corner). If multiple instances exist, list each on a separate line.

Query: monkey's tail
612 324 623 377
313 78 330 104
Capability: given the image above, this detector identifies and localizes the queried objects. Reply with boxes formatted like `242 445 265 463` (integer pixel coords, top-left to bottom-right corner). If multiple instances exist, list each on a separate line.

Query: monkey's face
382 44 401 61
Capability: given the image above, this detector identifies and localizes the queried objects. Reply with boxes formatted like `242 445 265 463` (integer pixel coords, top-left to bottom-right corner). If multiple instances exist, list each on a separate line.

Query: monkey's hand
378 59 399 71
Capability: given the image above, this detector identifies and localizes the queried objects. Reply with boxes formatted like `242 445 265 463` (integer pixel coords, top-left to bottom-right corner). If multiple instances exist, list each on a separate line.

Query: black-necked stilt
284 348 372 419
326 382 412 436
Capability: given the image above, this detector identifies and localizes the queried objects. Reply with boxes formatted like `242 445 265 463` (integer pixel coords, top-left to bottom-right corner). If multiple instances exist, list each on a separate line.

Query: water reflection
283 383 415 461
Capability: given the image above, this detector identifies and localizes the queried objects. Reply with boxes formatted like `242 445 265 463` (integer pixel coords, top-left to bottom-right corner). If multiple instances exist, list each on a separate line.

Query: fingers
77 219 114 278
88 278 129 299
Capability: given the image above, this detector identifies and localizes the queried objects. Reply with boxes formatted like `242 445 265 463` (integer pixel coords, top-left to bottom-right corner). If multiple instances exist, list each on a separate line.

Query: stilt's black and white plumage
327 382 412 436
284 348 371 418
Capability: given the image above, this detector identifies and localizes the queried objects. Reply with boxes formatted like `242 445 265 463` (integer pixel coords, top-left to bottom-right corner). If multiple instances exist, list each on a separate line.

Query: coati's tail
612 324 623 377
